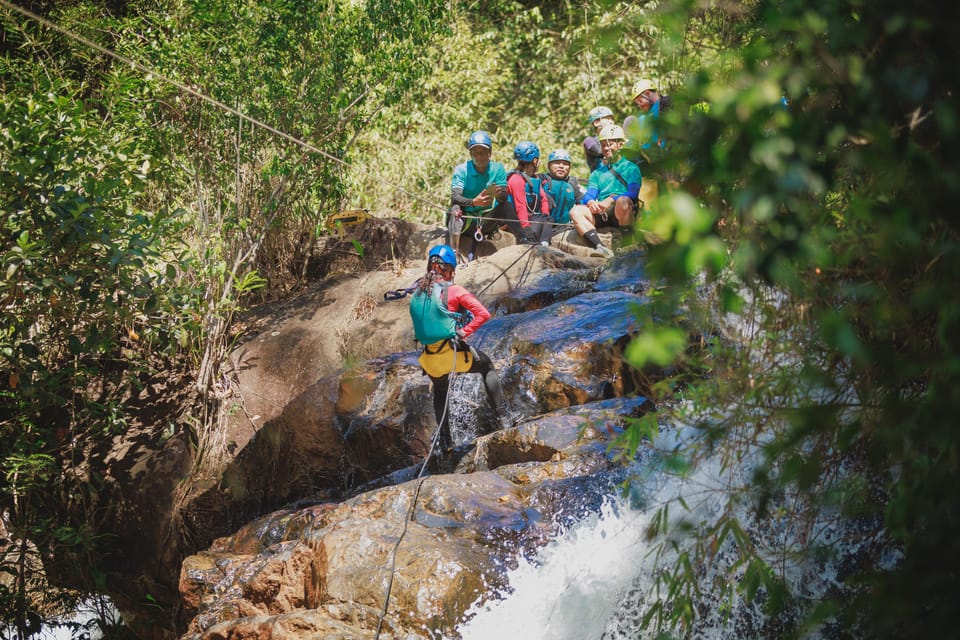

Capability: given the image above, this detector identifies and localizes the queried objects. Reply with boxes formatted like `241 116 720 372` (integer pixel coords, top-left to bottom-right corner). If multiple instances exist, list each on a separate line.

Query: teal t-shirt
452 160 508 213
586 157 642 201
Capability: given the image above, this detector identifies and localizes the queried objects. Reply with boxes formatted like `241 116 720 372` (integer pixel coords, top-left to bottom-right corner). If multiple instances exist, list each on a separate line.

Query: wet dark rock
177 396 656 637
79 222 679 638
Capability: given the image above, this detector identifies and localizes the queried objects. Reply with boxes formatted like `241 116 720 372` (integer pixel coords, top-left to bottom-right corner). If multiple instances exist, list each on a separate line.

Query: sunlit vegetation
2 0 958 636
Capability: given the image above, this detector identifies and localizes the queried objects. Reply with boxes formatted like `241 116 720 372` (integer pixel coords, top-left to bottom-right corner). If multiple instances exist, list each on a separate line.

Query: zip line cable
2 2 602 233
4 4 623 628
0 0 447 213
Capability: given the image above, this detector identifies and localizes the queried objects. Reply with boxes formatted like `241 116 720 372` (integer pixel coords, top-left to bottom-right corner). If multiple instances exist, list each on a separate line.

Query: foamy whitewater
453 413 879 640
457 496 651 640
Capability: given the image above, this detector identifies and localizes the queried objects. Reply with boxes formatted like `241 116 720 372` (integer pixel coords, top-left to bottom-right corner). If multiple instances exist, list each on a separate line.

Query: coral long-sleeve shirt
446 283 490 337
506 172 550 227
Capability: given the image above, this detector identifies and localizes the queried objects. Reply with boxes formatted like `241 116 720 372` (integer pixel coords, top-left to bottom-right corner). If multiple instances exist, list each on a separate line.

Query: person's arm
613 162 642 202
491 163 508 202
506 173 532 226
451 164 475 208
569 176 586 203
451 186 475 208
447 284 490 337
615 181 641 202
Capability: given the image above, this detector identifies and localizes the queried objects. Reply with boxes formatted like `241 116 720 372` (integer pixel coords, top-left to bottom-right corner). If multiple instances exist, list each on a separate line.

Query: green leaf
626 327 687 367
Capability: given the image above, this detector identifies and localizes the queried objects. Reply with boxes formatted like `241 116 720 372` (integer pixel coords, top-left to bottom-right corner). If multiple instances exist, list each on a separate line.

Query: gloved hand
520 226 538 244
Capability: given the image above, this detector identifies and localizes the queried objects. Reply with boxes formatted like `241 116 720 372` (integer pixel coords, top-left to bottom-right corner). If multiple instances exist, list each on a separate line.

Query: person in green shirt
447 130 508 261
568 123 642 259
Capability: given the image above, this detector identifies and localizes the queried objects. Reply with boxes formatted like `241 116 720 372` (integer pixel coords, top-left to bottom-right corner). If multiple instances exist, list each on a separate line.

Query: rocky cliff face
178 397 654 639
89 219 654 637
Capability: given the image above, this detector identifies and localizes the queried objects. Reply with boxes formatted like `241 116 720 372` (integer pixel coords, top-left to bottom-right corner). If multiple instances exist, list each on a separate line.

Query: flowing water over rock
457 419 892 640
173 241 665 638
44 224 893 638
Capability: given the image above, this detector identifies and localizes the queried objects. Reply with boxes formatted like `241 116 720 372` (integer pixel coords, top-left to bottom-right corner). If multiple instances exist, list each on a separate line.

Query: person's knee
569 205 595 233
615 198 635 225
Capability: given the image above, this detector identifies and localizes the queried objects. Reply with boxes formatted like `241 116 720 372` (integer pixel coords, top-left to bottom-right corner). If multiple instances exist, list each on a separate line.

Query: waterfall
457 494 651 640
8 597 119 640
454 417 880 640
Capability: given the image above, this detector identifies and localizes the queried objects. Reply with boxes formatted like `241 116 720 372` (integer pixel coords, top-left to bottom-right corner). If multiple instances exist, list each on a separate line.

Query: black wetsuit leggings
503 201 553 244
429 346 505 451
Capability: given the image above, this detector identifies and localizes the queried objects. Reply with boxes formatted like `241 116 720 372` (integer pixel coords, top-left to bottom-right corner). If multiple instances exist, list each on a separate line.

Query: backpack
409 280 475 377
538 173 580 224
409 281 459 345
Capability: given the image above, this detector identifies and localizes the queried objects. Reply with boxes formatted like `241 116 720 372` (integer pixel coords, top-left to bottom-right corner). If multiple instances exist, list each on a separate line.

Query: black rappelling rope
373 339 460 639
383 241 540 303
475 242 539 298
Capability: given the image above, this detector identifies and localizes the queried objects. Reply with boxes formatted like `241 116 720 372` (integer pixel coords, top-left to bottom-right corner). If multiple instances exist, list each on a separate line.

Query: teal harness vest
507 170 544 214
410 282 459 345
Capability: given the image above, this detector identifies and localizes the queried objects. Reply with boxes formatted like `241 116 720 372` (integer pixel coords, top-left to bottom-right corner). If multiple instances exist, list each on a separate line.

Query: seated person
582 106 616 172
504 141 552 245
622 78 671 167
538 148 585 227
568 123 641 259
447 130 508 261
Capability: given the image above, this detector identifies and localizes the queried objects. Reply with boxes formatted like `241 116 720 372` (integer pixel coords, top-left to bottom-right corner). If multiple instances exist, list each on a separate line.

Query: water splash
453 416 887 640
457 497 651 640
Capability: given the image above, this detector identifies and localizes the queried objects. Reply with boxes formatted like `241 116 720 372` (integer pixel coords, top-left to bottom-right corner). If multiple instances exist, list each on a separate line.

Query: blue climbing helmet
587 106 614 125
513 141 540 163
548 148 572 163
428 244 457 270
466 130 493 150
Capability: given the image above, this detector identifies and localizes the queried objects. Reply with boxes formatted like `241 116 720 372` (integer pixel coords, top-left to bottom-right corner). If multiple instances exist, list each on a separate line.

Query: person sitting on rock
504 141 552 245
539 148 585 228
582 105 616 173
447 130 508 262
568 123 642 259
409 244 512 452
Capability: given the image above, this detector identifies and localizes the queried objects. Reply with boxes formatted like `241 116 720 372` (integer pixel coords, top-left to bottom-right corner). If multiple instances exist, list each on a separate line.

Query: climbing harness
418 338 474 378
374 241 540 638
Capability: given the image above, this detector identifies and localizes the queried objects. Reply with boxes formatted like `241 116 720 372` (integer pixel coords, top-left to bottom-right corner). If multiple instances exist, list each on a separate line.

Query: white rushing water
453 414 881 640
457 496 651 640
3 597 118 640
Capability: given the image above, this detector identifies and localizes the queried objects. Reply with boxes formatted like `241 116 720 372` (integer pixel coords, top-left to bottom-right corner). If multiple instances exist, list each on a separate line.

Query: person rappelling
409 244 514 454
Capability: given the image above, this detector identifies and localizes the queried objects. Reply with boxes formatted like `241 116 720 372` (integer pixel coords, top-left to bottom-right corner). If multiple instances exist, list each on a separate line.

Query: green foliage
0 73 193 631
2 1 450 629
620 0 960 635
347 0 670 221
5 0 956 636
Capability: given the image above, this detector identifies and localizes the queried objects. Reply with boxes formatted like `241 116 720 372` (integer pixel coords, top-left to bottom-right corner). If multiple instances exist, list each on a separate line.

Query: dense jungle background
2 0 959 637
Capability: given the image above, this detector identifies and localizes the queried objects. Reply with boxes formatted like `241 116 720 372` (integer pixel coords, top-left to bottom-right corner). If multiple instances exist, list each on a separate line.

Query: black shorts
594 203 620 228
